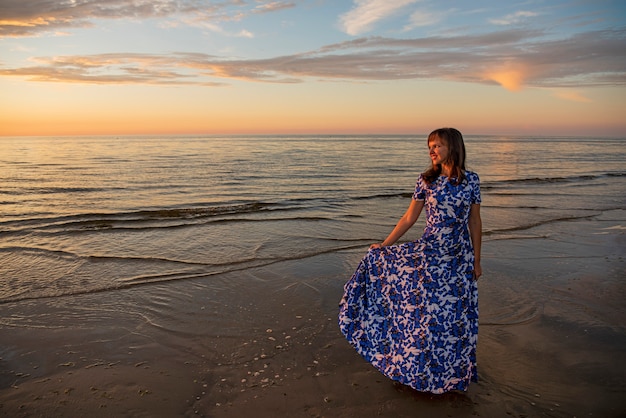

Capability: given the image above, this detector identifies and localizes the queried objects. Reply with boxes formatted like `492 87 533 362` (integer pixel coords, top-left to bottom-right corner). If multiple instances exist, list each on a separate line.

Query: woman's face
428 135 449 166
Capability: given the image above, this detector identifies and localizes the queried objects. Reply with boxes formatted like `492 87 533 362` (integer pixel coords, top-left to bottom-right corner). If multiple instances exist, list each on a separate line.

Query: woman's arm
370 199 424 249
468 203 482 279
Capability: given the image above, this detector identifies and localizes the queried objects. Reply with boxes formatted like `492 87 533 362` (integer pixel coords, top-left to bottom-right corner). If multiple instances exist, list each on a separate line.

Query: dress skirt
338 239 478 394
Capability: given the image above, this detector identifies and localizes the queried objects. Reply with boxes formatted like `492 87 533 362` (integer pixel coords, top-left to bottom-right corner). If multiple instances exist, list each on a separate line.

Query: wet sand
1 210 625 417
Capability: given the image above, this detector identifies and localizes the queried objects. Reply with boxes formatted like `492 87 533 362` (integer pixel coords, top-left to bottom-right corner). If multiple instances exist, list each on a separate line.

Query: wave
348 172 625 199
352 191 412 200
0 246 211 267
483 213 599 237
0 242 369 305
134 202 272 219
0 201 282 234
0 186 124 196
2 170 622 235
482 171 625 189
4 171 620 198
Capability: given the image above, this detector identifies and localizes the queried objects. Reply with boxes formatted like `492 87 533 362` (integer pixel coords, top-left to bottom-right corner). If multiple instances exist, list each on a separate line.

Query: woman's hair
422 127 466 185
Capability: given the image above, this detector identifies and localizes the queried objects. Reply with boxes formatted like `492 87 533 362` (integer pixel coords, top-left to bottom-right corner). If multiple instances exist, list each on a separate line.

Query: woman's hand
473 262 482 280
369 243 383 250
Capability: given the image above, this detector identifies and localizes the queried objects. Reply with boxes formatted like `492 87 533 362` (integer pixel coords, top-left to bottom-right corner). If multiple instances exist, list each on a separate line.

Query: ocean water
0 134 624 306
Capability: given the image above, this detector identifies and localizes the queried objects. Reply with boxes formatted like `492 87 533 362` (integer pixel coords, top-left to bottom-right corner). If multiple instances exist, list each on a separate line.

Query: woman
339 127 482 394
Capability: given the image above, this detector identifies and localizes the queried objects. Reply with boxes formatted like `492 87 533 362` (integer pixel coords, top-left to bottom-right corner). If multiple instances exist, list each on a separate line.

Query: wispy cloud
552 90 593 103
2 28 624 94
489 11 539 26
339 0 418 36
403 9 444 31
253 2 295 14
0 0 295 38
0 52 227 86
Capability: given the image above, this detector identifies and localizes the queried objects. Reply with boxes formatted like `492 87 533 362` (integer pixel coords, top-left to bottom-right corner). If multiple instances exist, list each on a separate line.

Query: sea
1 134 624 306
2 134 626 416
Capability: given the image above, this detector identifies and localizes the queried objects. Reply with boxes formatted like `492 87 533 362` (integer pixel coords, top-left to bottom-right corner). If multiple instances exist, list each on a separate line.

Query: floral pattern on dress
339 171 481 394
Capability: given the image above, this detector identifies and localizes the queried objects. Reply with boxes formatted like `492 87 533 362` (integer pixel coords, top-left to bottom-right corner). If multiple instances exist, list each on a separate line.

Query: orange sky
2 78 623 137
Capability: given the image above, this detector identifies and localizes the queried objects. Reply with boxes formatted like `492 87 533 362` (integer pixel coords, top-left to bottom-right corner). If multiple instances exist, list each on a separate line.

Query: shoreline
1 210 625 417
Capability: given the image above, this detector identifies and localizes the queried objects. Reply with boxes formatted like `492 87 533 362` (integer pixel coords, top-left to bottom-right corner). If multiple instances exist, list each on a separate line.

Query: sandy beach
1 210 625 418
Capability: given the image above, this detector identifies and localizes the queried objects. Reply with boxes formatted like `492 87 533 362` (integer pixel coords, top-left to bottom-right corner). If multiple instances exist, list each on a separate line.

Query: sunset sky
1 0 625 137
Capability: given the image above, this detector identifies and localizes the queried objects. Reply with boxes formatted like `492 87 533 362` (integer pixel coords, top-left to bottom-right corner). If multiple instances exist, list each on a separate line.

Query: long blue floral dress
339 171 481 394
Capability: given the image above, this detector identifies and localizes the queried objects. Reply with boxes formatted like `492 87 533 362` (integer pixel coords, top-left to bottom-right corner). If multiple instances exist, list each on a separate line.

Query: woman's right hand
369 243 383 250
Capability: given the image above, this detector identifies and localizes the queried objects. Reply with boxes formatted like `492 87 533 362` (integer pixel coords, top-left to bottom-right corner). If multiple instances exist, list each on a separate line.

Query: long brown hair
422 127 466 185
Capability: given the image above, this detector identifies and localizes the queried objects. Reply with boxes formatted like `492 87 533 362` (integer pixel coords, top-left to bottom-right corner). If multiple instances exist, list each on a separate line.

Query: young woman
339 127 482 394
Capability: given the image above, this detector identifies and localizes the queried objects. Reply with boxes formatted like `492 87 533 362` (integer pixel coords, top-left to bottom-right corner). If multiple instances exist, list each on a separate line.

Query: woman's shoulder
464 170 480 181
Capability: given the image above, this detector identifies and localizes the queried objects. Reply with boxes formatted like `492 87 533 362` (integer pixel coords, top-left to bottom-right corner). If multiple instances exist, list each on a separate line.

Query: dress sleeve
413 175 426 201
469 172 481 205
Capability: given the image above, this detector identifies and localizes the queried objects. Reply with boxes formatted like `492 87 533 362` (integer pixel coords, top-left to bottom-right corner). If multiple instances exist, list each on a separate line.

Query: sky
1 0 625 137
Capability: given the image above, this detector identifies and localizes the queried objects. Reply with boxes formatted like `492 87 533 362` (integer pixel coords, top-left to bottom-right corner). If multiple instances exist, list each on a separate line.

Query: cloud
403 10 443 31
0 0 294 38
237 29 255 38
552 90 593 103
339 0 418 36
484 66 527 91
0 53 227 86
1 28 624 93
489 11 539 26
253 2 295 14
